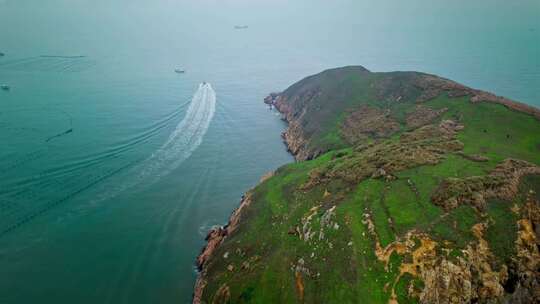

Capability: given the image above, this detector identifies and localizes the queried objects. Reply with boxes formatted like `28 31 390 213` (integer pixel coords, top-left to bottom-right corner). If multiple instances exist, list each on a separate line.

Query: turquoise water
0 0 538 303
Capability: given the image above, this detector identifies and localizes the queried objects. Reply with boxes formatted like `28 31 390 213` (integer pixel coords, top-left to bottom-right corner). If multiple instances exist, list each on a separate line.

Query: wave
0 158 139 236
0 104 185 194
40 55 86 59
94 82 216 201
148 83 216 177
0 83 216 235
0 56 95 73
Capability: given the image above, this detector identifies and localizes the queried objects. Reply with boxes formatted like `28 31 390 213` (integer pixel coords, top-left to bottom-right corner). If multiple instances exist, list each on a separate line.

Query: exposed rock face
361 183 540 304
265 66 370 160
263 92 280 105
282 118 315 161
194 66 540 303
196 227 227 271
295 260 306 302
369 220 519 304
211 284 231 304
193 192 254 304
271 91 322 160
505 197 540 303
264 66 540 161
414 223 507 304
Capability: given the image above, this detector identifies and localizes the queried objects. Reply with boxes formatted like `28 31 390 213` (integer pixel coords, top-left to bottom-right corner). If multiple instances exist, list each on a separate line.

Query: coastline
191 67 540 303
192 91 292 303
193 173 275 304
264 71 540 161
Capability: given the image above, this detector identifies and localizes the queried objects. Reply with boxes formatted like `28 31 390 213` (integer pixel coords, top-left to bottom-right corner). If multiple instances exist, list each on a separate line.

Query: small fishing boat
1 85 10 91
234 25 248 29
175 69 185 74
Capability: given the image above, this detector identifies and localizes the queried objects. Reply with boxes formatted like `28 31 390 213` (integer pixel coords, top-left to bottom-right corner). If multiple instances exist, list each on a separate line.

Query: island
194 66 540 304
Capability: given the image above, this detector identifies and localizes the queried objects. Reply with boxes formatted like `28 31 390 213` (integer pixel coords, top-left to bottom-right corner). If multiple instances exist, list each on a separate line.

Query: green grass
428 96 540 166
430 205 478 247
485 199 518 265
200 70 540 303
395 154 490 226
339 190 395 303
385 179 425 235
394 273 419 304
355 179 395 247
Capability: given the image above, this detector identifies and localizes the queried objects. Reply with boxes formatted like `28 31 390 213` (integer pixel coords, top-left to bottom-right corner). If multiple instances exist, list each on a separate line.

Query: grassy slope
200 73 540 303
279 67 427 154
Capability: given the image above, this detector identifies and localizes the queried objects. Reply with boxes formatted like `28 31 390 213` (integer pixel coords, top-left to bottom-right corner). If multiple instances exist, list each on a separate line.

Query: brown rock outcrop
211 284 231 304
265 68 539 162
505 197 540 303
268 91 323 161
193 192 253 304
380 223 507 304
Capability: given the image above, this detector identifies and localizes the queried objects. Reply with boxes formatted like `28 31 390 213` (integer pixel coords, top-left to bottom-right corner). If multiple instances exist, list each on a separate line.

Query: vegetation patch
431 159 540 211
195 67 540 304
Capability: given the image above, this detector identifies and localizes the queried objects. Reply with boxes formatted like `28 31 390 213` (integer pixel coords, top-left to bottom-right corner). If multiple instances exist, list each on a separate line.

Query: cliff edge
194 66 540 304
264 66 540 161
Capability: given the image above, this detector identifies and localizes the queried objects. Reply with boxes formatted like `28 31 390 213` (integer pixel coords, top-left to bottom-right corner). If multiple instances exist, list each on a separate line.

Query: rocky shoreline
193 193 253 304
192 92 295 304
193 173 274 304
264 93 316 161
192 85 340 301
263 69 540 161
192 66 540 303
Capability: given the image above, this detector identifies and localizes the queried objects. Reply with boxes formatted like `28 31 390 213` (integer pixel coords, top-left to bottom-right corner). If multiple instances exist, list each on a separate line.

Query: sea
0 0 538 303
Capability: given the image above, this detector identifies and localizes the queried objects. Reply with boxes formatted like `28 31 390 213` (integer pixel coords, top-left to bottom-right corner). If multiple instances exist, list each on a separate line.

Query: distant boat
175 69 185 74
234 25 248 29
0 52 4 57
1 85 10 91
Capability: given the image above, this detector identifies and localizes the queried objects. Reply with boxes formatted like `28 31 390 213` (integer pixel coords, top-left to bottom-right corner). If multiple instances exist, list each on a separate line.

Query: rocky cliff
264 66 540 161
194 66 540 303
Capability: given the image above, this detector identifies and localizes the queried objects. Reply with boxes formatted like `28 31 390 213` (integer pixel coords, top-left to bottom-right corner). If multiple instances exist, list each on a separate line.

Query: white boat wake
95 82 216 201
0 83 216 235
141 82 216 180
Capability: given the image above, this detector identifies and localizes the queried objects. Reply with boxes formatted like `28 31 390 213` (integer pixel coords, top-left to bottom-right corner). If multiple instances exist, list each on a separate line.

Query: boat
234 25 248 29
0 52 4 57
1 85 10 91
175 69 185 74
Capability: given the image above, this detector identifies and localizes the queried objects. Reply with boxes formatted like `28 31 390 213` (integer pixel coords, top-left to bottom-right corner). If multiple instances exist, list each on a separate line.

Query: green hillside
195 67 540 304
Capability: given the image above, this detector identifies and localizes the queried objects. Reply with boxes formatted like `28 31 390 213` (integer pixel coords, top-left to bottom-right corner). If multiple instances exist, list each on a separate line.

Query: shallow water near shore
0 0 539 303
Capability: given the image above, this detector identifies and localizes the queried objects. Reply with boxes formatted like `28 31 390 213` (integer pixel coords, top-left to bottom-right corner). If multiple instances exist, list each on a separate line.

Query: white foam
141 83 216 180
94 83 216 201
